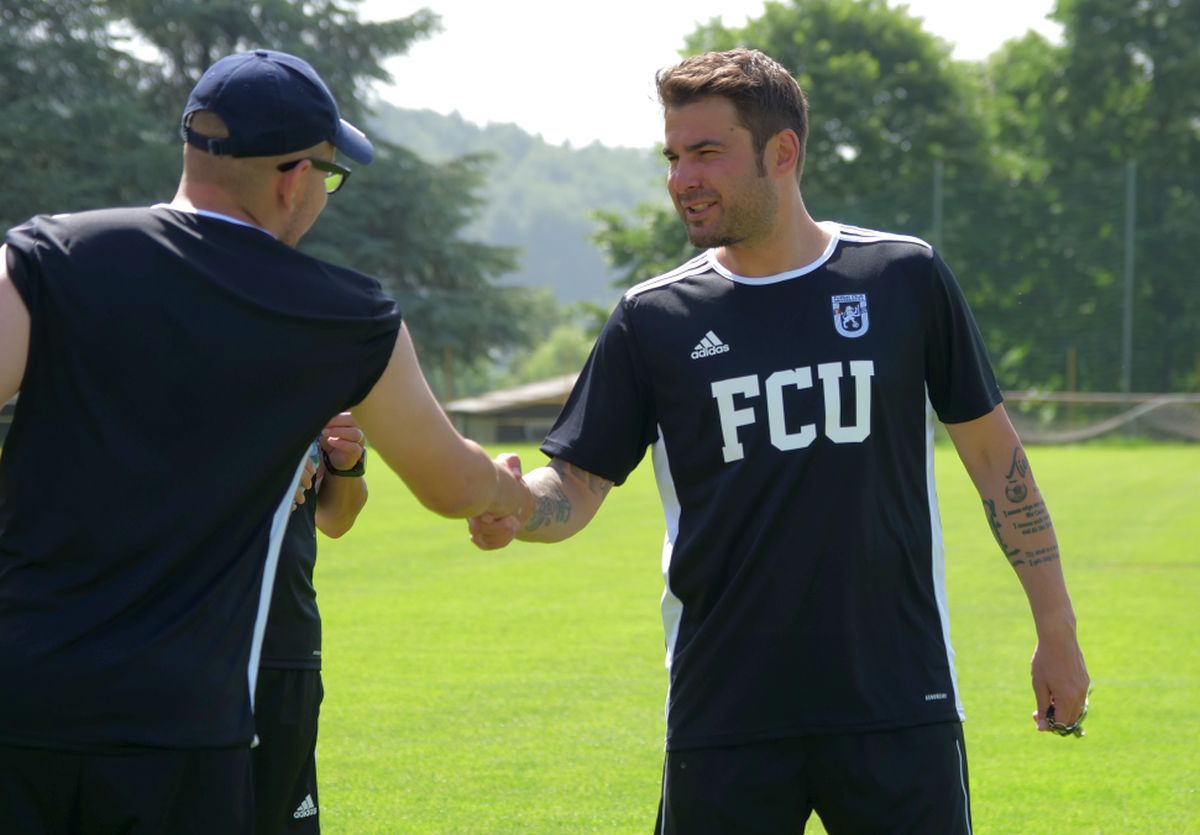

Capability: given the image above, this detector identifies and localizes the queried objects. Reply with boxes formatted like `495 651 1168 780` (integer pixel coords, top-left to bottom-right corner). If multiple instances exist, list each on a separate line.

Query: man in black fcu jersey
255 412 368 835
0 49 531 834
469 48 1090 834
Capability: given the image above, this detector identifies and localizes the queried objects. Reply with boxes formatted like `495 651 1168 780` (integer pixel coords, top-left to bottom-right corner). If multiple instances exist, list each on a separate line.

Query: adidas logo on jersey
691 330 731 360
293 794 318 819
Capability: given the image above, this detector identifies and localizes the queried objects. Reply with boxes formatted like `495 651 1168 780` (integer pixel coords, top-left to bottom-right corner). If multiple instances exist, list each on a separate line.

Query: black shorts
252 667 324 835
655 722 972 835
0 742 252 834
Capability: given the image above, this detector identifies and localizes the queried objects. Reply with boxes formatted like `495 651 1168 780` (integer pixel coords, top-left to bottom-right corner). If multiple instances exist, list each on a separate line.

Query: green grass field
315 442 1200 833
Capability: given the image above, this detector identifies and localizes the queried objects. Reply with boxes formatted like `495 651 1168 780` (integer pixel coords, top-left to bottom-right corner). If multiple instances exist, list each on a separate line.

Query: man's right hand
470 453 525 550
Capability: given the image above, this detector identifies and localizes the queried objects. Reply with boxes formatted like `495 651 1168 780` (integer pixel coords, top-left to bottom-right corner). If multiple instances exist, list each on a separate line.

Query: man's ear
276 159 309 210
770 129 802 179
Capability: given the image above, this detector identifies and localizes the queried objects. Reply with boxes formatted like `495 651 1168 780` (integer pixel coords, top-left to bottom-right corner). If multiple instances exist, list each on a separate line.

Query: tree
305 143 539 399
3 0 534 397
593 0 990 286
1046 0 1200 391
0 1 170 230
687 0 987 228
104 0 439 127
590 203 697 288
977 0 1200 392
591 0 1199 393
500 322 596 388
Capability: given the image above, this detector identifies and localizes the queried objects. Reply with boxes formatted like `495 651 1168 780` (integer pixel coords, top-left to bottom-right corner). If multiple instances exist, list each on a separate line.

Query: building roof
444 374 578 415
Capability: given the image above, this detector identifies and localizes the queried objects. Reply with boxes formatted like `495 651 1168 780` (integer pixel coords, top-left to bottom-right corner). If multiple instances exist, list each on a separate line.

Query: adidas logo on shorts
691 330 730 360
293 794 318 819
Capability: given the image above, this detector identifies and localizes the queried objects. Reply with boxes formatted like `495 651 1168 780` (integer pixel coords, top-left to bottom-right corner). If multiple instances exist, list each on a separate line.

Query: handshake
468 452 614 550
469 452 530 550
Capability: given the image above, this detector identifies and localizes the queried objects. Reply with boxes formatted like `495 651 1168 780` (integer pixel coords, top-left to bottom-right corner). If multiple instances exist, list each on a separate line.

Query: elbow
315 500 366 539
315 515 355 538
320 523 352 540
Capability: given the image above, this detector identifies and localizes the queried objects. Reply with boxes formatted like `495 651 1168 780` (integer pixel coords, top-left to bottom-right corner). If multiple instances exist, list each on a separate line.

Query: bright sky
359 0 1060 149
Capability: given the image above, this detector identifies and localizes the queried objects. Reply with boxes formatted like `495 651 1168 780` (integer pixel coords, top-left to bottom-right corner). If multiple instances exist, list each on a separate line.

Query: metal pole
1120 158 1136 394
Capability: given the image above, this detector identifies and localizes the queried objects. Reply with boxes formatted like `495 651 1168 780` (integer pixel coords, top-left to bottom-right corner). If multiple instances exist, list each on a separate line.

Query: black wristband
323 448 366 477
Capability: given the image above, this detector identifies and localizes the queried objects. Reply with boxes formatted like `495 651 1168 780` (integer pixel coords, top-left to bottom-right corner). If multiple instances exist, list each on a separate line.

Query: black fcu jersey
260 440 322 671
543 223 1002 750
0 206 399 751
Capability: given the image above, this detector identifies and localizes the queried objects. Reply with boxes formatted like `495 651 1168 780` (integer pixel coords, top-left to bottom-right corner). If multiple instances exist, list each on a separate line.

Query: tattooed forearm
1023 545 1061 567
1003 447 1031 502
983 445 1060 568
983 498 1022 561
1002 496 1053 536
550 459 613 499
519 459 612 535
983 495 1062 569
524 480 571 531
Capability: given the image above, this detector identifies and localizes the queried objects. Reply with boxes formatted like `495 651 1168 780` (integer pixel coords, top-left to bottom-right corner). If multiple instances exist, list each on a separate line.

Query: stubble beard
679 174 777 250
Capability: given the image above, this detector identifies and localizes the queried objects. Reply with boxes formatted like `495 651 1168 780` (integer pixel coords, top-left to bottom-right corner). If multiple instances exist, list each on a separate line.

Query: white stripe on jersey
627 225 931 302
925 389 966 721
246 450 309 714
652 433 685 733
625 252 710 299
836 222 933 250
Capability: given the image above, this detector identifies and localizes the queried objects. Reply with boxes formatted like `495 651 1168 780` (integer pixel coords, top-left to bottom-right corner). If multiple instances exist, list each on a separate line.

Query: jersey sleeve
343 291 402 411
923 250 1003 424
5 218 46 317
541 297 658 486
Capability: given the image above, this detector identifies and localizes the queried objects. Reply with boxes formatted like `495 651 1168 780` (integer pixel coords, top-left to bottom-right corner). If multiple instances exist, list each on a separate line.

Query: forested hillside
370 104 667 305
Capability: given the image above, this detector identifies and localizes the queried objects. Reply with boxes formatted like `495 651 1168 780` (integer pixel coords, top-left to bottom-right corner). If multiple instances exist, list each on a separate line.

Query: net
1004 392 1200 444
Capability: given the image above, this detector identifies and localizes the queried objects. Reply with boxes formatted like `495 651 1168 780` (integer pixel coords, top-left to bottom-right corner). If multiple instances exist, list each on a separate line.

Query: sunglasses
276 157 351 194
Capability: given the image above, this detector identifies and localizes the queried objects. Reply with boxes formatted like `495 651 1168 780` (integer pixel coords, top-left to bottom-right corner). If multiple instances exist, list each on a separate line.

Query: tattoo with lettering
1022 545 1061 567
984 478 1060 569
1001 496 1052 537
983 498 1022 562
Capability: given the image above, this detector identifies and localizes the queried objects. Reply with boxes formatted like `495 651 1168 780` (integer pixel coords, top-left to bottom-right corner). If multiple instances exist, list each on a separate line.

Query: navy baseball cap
181 49 374 164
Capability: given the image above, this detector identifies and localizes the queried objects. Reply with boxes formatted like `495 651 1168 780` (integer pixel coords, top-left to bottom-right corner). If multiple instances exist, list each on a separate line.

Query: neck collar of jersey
705 222 839 285
154 203 276 239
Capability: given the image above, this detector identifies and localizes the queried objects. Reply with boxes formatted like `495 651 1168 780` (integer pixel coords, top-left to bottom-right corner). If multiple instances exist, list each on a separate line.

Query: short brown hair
656 48 808 181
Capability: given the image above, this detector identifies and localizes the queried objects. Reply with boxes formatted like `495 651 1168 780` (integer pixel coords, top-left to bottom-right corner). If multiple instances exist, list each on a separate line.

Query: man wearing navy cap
0 49 531 834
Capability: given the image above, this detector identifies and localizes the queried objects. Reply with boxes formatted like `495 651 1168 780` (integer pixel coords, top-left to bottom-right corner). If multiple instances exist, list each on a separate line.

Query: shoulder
623 251 713 301
6 207 154 246
834 222 933 251
825 223 945 288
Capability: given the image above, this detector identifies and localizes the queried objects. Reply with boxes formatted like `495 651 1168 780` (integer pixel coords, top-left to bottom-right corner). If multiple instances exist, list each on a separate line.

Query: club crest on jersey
831 294 870 338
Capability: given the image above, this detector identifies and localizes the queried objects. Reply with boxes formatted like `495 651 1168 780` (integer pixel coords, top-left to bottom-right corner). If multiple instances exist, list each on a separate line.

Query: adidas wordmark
293 794 318 819
691 330 730 360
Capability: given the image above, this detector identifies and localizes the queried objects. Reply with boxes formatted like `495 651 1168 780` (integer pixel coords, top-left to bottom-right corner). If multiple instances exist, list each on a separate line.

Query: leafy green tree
1046 0 1200 390
590 203 697 288
500 324 596 388
593 0 990 286
978 0 1200 392
4 0 535 397
371 104 665 305
490 294 621 388
687 0 987 228
301 142 539 399
104 0 439 126
0 1 170 229
590 0 1199 393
